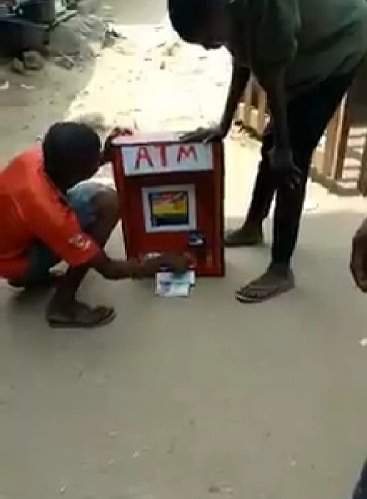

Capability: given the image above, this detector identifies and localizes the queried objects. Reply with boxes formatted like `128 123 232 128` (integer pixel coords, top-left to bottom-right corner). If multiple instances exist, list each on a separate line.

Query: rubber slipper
225 229 264 248
235 280 294 304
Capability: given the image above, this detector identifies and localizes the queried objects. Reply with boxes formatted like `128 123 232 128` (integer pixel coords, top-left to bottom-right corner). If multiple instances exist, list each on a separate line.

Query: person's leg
353 461 367 499
8 182 109 289
237 72 356 303
8 243 60 288
46 183 120 328
225 124 276 246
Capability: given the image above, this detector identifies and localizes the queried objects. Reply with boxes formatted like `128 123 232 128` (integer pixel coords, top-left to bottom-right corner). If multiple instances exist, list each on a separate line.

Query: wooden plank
333 94 350 180
256 88 267 136
358 134 367 195
243 77 253 128
322 105 343 177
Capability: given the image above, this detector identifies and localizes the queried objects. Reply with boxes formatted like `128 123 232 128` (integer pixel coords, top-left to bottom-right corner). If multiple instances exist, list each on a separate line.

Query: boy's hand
268 147 302 190
137 253 190 278
161 253 190 274
180 126 226 144
102 127 133 164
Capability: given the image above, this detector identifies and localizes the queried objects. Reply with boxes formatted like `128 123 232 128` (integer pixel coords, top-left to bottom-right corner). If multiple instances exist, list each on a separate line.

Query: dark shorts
25 182 104 282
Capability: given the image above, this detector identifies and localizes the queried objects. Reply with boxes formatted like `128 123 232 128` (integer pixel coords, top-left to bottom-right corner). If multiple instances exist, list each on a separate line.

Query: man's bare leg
236 263 295 303
47 187 120 328
225 222 264 247
225 129 275 248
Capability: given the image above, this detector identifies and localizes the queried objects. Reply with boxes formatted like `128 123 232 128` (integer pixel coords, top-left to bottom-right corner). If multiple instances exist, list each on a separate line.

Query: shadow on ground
0 211 366 499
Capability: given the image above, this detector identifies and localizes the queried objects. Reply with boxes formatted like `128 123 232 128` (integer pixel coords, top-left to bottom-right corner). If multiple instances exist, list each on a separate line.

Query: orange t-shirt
0 146 101 279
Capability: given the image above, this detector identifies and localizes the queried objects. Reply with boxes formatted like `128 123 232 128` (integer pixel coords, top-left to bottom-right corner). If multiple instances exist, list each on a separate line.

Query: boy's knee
92 186 120 224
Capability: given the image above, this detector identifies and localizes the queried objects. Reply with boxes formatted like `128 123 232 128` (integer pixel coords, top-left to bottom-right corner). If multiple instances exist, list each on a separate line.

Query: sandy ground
1 1 367 498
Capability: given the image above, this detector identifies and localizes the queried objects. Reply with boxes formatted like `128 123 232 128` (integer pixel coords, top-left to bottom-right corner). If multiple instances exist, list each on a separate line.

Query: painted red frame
111 138 225 277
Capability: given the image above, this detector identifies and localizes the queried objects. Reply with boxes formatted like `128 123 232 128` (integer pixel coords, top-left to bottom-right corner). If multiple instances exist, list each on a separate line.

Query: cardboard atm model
112 133 225 277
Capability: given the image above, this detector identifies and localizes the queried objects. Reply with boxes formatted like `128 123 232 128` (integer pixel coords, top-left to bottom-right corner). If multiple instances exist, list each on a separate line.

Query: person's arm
91 252 189 280
181 63 250 143
219 63 251 136
260 67 289 152
259 67 298 181
250 0 300 182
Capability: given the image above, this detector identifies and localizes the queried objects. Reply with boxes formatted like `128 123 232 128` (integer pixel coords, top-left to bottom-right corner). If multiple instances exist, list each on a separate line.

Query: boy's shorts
25 182 103 282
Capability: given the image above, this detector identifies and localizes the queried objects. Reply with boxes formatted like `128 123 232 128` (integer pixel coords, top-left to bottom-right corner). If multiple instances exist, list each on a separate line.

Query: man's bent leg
47 184 120 328
237 72 356 303
354 461 367 499
225 125 276 247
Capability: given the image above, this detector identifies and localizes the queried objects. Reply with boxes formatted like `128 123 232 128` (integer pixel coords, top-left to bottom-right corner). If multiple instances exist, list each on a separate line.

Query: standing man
168 0 367 302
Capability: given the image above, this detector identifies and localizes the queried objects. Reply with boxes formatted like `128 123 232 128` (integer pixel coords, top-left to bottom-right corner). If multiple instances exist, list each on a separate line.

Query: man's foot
46 300 116 329
225 224 264 247
235 265 295 303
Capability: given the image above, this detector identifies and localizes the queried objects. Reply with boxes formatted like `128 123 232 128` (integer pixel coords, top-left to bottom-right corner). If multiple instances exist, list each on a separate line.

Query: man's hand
268 147 302 190
351 220 367 292
180 126 227 144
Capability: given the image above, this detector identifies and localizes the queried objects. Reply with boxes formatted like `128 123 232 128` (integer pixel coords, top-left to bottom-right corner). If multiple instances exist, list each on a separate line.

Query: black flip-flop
235 279 295 304
225 230 264 248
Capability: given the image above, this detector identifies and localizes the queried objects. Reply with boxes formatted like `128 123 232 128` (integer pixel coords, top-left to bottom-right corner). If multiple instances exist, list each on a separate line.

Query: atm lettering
177 145 198 163
156 144 168 167
135 146 154 169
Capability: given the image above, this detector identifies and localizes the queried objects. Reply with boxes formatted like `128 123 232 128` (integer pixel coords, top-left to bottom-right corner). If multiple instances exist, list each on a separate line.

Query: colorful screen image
149 191 189 227
142 184 197 233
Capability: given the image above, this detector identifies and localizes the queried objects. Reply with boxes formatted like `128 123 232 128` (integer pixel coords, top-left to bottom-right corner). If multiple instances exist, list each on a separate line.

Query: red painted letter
177 145 198 163
156 144 168 167
135 146 154 169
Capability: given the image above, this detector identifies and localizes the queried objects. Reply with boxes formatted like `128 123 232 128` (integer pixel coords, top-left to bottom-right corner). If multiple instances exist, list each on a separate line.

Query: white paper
155 271 196 298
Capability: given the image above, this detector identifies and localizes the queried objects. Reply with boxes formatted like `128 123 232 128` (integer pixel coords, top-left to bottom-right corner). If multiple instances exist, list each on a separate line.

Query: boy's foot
9 271 63 289
235 265 295 303
225 224 264 247
47 300 116 329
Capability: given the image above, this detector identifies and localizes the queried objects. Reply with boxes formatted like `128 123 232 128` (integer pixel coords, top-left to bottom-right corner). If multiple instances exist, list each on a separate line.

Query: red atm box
111 132 225 277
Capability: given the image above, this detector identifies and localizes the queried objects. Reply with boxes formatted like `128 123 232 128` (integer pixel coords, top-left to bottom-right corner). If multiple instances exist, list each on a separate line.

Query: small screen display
149 191 189 228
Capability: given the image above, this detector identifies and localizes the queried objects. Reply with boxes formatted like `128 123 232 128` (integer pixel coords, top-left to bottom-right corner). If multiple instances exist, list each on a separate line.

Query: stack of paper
155 271 196 298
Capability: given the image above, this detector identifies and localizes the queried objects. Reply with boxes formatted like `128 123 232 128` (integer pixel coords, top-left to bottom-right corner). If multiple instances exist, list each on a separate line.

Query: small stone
59 485 67 494
209 485 221 494
54 55 75 70
20 84 35 90
107 430 119 438
209 484 234 495
11 58 26 75
0 80 9 91
103 31 115 49
162 41 181 57
23 50 44 70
